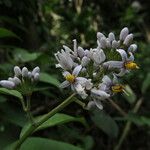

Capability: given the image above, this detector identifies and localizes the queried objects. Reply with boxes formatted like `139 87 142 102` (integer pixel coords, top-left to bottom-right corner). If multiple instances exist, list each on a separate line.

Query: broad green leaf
39 72 60 87
91 110 119 138
0 27 20 39
13 48 42 63
4 137 83 150
142 73 150 94
0 88 23 100
20 113 86 138
123 85 136 104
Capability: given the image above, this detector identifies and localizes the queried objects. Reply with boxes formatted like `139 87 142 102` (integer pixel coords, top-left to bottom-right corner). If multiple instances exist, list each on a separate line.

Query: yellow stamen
112 84 124 93
65 74 76 83
125 61 139 70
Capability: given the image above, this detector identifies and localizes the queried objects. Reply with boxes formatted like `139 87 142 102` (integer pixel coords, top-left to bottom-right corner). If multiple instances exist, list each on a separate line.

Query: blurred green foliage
0 0 150 150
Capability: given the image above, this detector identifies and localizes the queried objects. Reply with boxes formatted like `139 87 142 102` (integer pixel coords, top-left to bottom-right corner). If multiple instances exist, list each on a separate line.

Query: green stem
26 94 35 125
74 98 86 108
14 93 76 150
114 98 143 150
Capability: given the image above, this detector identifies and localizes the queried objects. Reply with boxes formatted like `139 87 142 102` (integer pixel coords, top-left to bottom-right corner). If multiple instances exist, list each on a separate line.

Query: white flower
60 65 91 99
103 49 139 76
91 47 106 65
55 49 74 70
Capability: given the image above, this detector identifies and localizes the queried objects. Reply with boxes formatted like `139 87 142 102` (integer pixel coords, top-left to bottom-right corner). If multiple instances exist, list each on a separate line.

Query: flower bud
108 32 115 42
128 44 137 53
77 47 85 58
14 66 22 77
0 80 15 89
97 32 105 40
34 73 40 81
119 27 129 41
112 40 120 48
13 77 21 85
100 37 107 49
22 67 29 77
32 67 40 76
28 71 32 78
81 56 90 67
8 77 14 82
106 39 111 48
123 34 133 46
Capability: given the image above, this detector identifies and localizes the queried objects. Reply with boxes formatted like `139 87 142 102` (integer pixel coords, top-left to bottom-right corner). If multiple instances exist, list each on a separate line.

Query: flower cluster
55 27 139 109
0 66 40 90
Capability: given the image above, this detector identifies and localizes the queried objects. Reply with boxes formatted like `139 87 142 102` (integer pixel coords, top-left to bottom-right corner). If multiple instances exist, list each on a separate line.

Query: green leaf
125 113 150 126
13 48 42 63
142 73 150 94
123 85 136 104
39 72 60 87
0 27 20 39
0 88 23 100
20 113 86 138
4 137 83 150
91 110 119 138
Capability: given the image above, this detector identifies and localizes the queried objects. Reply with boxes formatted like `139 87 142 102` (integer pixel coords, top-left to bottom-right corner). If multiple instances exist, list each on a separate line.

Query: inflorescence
55 27 139 109
0 66 40 93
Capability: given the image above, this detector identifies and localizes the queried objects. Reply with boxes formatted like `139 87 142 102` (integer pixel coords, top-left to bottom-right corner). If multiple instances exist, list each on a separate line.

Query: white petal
86 101 96 110
72 65 82 76
74 84 88 99
115 68 127 77
91 89 110 100
93 99 103 110
97 32 105 40
117 49 127 61
102 75 112 85
59 80 70 88
128 52 134 61
76 77 87 85
63 71 71 77
103 61 123 69
63 45 72 53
